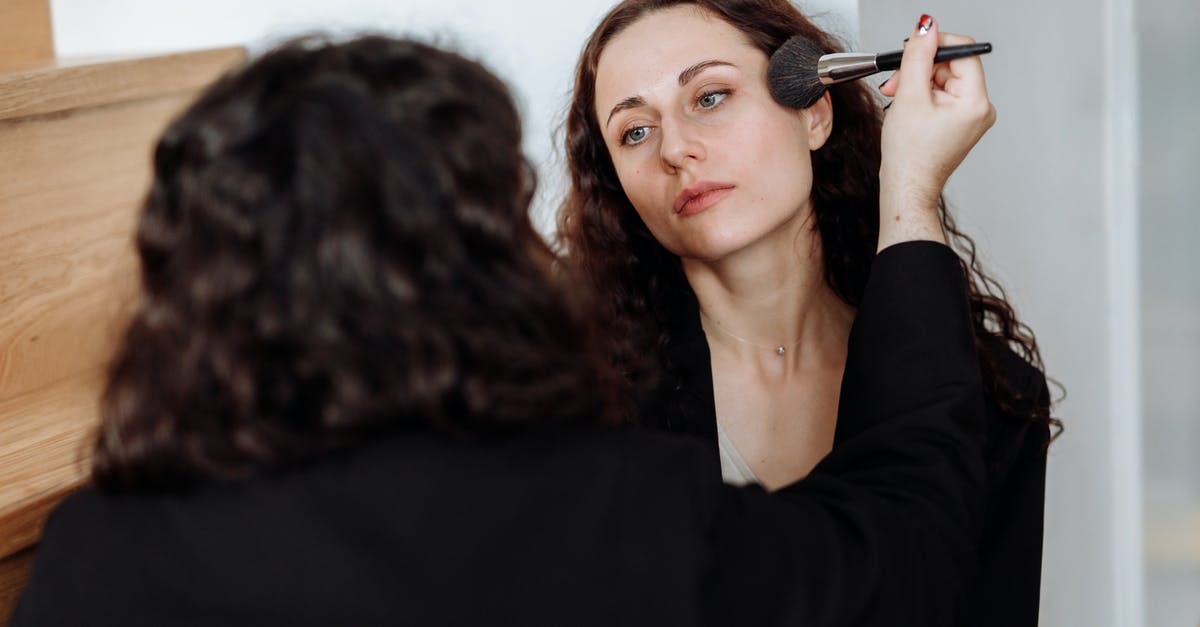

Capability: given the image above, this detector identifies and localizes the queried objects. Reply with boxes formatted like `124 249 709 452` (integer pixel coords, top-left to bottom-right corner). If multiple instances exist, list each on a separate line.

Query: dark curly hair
93 35 624 491
557 0 1061 436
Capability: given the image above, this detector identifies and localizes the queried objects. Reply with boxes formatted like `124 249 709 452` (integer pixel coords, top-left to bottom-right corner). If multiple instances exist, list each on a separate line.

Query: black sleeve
8 491 110 627
701 241 988 627
969 359 1051 627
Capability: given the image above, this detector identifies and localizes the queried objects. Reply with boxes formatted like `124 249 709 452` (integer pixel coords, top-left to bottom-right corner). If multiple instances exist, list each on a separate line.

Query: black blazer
13 242 988 627
643 246 1052 627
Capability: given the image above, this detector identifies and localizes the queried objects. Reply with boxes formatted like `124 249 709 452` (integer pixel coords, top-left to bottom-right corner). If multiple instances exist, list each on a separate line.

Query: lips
674 182 735 217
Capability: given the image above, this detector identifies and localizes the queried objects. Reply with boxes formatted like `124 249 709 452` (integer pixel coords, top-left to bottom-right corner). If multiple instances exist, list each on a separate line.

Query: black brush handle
875 43 993 71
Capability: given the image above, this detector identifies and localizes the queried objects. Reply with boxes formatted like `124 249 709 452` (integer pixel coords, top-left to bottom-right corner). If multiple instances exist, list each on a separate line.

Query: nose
658 117 705 172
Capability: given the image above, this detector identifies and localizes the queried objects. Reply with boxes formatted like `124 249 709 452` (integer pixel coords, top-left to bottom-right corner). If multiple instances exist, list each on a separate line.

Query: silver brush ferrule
817 53 880 85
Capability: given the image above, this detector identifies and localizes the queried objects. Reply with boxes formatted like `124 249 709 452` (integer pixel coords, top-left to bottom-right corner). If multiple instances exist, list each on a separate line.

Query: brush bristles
767 35 827 109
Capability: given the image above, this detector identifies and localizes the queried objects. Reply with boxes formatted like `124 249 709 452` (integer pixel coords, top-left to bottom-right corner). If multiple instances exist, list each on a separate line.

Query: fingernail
917 14 934 36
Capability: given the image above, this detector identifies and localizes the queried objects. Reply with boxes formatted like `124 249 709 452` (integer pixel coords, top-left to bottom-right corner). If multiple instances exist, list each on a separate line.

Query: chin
673 225 762 263
670 206 812 263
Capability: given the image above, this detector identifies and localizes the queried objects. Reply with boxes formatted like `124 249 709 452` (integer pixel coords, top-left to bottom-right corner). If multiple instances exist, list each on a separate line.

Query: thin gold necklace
699 311 803 356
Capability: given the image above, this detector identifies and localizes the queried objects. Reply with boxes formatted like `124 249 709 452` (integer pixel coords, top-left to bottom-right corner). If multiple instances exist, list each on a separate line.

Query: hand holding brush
773 15 998 250
767 21 993 109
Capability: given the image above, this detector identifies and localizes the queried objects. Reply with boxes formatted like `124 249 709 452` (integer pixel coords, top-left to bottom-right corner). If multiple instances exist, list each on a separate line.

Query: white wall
859 2 1140 626
50 0 855 237
49 0 610 235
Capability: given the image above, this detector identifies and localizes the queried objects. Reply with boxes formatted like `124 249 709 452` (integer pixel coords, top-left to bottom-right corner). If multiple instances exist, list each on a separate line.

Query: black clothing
646 246 1051 627
14 242 988 627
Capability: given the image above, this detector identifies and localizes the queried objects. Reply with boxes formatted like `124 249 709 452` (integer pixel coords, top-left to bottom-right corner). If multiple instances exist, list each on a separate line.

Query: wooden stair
0 7 244 618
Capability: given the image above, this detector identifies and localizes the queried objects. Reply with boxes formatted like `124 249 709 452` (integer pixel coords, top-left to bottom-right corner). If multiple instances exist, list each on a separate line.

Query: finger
895 14 938 102
936 32 989 100
932 64 954 90
878 73 897 97
937 32 976 47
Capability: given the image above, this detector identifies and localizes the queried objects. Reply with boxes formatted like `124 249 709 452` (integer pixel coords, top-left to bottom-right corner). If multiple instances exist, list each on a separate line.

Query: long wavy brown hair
94 36 624 491
557 0 1060 437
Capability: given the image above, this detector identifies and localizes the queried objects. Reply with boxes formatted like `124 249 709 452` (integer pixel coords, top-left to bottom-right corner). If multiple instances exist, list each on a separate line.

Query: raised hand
875 15 997 251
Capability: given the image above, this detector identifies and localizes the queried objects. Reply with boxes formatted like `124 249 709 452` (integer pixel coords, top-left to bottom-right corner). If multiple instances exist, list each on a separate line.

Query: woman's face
594 5 831 261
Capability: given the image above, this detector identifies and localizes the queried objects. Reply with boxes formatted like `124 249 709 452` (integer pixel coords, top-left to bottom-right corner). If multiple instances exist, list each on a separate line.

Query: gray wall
859 3 1124 626
1139 1 1200 625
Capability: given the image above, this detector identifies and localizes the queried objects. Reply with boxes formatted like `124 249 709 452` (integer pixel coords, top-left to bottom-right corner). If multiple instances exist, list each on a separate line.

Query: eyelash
618 88 732 147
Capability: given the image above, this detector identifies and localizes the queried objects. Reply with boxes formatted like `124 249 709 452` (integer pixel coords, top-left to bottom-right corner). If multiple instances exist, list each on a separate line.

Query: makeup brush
767 36 993 109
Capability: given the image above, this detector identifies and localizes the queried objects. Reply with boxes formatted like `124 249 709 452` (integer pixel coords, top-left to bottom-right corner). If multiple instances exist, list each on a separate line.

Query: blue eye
697 90 729 109
622 126 650 146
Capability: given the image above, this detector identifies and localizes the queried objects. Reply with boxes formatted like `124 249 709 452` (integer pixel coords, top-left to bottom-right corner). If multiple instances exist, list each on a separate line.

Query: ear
803 91 833 151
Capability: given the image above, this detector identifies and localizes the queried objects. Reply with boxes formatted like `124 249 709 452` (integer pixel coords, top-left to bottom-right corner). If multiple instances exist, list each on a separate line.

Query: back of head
95 36 622 491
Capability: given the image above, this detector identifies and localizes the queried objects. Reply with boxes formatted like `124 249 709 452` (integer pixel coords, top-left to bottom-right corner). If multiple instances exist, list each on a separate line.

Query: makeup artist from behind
17 34 985 626
560 2 1058 626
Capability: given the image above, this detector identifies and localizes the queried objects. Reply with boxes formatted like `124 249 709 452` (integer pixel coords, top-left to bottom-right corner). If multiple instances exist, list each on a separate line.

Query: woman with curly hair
559 2 1058 625
18 33 986 626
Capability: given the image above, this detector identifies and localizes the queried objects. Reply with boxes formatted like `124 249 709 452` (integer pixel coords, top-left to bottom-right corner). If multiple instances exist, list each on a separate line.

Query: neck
681 213 854 373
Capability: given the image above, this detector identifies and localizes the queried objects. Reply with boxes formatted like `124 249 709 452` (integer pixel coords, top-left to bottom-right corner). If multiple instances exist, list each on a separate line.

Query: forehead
594 6 764 113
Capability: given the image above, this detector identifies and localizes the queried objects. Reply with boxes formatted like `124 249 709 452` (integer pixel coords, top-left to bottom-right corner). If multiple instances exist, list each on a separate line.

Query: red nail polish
918 14 934 35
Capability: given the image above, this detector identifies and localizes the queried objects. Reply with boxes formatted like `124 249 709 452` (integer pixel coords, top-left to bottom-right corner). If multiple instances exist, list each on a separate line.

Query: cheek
619 157 667 206
737 113 815 205
615 163 650 212
615 164 672 235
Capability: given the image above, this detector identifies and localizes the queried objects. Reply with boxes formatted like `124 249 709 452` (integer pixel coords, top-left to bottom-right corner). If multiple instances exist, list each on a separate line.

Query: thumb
895 14 938 102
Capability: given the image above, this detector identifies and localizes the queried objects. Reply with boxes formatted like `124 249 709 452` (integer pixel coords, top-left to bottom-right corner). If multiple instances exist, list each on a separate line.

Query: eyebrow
605 96 647 128
604 59 737 129
677 59 735 87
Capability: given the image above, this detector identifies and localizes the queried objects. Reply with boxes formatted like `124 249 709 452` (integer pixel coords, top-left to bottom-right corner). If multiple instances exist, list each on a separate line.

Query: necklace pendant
776 346 786 356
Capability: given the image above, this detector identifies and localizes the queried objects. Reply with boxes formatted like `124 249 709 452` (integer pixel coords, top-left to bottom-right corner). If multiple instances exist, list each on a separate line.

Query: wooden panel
0 47 245 121
0 47 247 594
0 0 53 64
0 547 37 625
0 94 196 402
0 373 98 559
